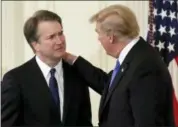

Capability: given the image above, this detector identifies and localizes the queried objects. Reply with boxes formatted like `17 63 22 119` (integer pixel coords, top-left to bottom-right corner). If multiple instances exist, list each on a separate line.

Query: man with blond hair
63 4 174 127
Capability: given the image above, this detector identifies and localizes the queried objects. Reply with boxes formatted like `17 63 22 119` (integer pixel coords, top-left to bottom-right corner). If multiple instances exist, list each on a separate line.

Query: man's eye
49 35 55 39
58 31 63 36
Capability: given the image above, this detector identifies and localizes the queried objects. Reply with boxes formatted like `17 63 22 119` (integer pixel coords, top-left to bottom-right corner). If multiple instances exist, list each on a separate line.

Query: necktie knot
50 68 56 76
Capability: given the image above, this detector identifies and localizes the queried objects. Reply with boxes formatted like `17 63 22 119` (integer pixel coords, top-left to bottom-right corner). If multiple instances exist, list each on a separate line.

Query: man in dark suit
63 4 174 127
1 10 92 126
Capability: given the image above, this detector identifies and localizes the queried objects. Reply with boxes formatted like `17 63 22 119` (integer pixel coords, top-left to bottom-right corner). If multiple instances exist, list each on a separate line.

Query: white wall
1 1 149 125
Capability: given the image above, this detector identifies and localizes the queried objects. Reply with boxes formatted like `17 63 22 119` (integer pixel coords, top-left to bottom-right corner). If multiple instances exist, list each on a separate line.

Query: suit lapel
29 57 53 107
99 63 129 118
27 57 61 122
29 58 75 124
108 63 129 96
99 37 146 119
62 60 73 124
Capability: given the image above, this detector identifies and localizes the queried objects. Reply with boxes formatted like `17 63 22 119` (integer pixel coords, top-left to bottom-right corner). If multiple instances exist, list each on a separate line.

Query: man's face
34 21 66 61
95 23 113 55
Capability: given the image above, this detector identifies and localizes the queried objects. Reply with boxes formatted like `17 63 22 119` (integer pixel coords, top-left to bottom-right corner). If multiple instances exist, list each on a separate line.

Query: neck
36 54 61 67
113 38 132 58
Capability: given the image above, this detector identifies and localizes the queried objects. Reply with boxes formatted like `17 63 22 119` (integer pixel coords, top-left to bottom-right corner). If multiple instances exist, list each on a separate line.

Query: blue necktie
49 68 60 106
109 61 120 88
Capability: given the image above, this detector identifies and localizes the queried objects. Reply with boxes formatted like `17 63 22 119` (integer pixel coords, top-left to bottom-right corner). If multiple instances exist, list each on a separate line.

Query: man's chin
54 52 65 59
106 51 114 58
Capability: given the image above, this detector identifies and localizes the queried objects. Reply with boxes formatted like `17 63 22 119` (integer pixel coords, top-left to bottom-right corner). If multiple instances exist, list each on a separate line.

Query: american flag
147 0 178 125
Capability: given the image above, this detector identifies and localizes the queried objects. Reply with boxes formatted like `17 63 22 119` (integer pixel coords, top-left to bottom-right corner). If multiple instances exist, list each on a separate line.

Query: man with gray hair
63 4 174 127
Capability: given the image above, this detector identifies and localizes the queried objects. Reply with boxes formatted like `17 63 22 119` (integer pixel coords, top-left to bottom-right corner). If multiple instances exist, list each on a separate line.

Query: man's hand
62 52 78 65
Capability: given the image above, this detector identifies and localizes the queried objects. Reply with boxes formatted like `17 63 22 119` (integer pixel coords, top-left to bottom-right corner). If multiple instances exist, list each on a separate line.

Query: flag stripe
173 92 178 125
147 0 178 125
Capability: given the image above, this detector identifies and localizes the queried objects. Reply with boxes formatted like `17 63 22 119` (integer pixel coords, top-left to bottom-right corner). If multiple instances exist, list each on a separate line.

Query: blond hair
90 4 140 39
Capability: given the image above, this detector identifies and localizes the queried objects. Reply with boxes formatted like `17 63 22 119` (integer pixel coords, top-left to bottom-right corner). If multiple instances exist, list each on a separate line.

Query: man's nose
56 36 63 44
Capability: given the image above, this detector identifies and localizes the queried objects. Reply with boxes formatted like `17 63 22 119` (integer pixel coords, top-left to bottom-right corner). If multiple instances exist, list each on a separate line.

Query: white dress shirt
117 37 140 65
36 56 64 121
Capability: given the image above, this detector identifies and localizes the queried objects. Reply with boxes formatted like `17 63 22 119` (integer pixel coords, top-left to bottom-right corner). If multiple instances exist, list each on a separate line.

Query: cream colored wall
1 1 149 125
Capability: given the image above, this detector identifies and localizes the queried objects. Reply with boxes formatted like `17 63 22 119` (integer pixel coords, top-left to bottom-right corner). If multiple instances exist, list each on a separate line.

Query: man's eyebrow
46 33 55 37
59 30 63 33
45 30 63 38
58 30 63 35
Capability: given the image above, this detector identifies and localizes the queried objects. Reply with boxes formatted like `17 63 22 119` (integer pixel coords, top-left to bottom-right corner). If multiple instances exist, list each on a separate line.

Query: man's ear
109 35 116 44
31 41 39 52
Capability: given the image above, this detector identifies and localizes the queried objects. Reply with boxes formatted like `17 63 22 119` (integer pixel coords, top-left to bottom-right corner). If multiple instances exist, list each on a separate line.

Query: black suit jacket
1 57 92 126
72 37 174 127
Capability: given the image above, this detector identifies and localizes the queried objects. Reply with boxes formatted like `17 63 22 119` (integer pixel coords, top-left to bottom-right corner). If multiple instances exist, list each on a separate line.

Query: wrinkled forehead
37 21 63 37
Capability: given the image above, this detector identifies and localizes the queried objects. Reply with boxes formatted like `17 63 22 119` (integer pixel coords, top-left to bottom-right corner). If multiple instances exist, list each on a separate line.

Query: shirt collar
35 56 62 78
117 37 140 65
